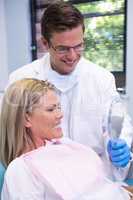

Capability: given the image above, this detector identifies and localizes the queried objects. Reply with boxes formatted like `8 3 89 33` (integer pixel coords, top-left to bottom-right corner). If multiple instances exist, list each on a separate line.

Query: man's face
44 25 84 75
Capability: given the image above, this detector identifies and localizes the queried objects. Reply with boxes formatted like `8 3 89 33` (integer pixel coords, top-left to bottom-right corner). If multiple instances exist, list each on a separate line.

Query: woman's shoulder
5 157 28 178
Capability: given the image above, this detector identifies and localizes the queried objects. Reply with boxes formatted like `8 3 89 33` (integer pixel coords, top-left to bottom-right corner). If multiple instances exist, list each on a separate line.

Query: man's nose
66 47 78 60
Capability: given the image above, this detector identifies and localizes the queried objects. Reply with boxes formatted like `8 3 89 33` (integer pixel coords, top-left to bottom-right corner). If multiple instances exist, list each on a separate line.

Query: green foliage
75 0 125 72
75 0 124 14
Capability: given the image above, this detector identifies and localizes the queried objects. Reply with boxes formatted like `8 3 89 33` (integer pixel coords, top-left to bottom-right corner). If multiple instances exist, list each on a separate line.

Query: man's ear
24 114 32 128
41 37 49 50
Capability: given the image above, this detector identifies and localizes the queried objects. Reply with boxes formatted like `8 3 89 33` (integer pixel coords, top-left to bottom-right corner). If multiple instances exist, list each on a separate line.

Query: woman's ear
41 37 49 50
24 114 32 128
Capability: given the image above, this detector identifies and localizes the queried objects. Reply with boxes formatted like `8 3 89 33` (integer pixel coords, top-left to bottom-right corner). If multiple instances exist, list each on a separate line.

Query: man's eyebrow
57 42 84 48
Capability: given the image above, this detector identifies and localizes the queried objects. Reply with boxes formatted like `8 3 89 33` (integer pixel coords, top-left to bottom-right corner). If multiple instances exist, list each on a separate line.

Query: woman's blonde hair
0 78 55 167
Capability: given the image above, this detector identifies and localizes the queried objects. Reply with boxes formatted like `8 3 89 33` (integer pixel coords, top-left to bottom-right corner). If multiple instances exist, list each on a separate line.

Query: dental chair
0 93 6 194
0 162 5 194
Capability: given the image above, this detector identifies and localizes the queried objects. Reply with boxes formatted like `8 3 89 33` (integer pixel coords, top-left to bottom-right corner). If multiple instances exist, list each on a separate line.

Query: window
30 0 126 88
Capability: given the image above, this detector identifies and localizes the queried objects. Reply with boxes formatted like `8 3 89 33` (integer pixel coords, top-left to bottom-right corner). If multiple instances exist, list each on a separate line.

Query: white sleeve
1 158 45 200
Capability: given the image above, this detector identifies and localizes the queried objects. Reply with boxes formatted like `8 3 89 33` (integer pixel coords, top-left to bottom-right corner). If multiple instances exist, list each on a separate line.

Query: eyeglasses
50 42 85 54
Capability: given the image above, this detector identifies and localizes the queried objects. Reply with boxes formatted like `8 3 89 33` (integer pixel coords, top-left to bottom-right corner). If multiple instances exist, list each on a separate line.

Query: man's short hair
41 1 85 42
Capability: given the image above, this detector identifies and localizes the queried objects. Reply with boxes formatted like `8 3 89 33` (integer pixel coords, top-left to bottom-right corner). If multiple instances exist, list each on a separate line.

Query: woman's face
26 90 63 146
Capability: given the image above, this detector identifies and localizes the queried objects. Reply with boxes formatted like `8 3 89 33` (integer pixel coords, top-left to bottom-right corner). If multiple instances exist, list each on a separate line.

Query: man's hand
107 139 131 167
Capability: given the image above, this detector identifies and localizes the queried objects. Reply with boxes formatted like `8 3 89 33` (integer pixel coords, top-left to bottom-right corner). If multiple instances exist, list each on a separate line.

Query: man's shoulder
80 57 114 80
9 58 43 82
9 53 49 84
78 57 116 92
11 59 40 74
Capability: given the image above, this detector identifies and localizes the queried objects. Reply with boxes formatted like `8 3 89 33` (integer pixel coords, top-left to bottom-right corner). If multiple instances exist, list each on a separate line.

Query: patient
0 78 132 199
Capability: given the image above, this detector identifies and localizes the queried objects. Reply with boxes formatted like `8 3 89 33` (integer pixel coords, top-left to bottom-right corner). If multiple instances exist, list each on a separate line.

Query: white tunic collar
47 64 80 93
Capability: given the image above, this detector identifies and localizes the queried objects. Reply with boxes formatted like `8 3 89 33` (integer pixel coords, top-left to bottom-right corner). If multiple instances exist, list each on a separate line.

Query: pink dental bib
22 138 130 200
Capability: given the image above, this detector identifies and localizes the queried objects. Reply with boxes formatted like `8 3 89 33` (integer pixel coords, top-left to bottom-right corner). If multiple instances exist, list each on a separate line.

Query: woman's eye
47 108 54 112
46 104 61 112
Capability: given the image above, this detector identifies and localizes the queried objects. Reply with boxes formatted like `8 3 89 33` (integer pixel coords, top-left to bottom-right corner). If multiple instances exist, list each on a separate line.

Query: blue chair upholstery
125 178 133 186
0 163 6 194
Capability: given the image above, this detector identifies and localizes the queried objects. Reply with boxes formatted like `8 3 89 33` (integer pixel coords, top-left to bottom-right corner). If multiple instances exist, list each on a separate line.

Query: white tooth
55 125 60 128
66 62 73 64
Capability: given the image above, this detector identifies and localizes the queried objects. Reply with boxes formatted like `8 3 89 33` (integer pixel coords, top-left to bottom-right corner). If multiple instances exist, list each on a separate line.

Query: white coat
8 53 133 180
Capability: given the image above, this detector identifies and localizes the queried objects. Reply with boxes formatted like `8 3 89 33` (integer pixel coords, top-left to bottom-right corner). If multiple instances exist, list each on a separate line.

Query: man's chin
60 63 77 74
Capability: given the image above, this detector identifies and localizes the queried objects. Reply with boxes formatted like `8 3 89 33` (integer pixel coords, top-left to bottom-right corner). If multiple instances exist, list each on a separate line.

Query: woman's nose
56 110 63 120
